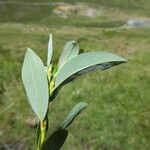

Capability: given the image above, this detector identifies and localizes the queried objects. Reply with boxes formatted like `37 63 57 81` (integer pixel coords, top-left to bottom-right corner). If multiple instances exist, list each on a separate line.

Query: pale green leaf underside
47 34 53 67
59 102 88 129
58 41 79 69
22 48 49 120
55 51 127 89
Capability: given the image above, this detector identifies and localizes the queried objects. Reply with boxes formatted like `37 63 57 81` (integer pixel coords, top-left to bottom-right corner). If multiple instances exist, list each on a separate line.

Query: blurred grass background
0 0 150 150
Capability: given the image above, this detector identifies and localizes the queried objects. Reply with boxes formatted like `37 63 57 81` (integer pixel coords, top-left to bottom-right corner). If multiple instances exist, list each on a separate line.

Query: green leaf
58 41 79 69
47 34 53 67
59 102 88 129
22 48 49 120
55 51 127 89
36 122 41 147
43 129 68 150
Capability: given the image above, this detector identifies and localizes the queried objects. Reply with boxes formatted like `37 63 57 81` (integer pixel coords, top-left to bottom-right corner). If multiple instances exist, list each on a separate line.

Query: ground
0 0 150 150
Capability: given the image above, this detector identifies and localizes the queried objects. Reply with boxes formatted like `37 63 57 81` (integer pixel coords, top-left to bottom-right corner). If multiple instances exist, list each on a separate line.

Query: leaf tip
80 102 88 107
49 33 52 39
26 47 34 56
121 57 128 62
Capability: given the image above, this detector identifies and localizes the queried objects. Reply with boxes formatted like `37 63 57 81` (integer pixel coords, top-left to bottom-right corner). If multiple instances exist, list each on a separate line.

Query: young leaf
43 129 68 150
47 34 53 67
22 48 49 120
55 51 127 89
58 41 79 69
59 102 88 129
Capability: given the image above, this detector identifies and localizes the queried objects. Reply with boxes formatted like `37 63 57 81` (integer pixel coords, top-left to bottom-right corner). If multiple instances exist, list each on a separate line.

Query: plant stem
36 118 48 150
40 119 47 149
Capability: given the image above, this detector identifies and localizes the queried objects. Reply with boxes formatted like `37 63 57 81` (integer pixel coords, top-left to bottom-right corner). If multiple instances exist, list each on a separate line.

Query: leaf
36 122 41 147
58 41 79 69
59 102 88 129
55 51 127 89
47 34 53 67
22 48 49 120
43 129 68 150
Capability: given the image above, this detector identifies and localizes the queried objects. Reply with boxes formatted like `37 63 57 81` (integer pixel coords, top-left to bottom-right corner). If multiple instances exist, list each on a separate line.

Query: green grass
0 4 125 28
0 0 149 26
0 0 150 150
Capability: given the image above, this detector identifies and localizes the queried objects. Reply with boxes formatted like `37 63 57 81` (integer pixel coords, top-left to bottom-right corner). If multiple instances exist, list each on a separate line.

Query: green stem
36 118 47 150
40 120 46 148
